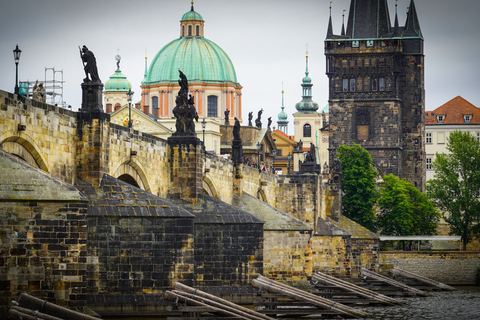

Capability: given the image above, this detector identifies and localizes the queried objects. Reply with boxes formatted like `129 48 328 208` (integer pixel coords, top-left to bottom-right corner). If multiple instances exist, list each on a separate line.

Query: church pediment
110 105 173 136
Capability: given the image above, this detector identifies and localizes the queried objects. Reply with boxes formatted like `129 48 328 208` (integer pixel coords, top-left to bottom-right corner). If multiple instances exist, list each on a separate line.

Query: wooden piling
361 268 430 297
391 268 455 291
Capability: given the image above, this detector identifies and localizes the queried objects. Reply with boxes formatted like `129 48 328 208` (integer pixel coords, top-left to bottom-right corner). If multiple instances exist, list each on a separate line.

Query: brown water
104 287 480 320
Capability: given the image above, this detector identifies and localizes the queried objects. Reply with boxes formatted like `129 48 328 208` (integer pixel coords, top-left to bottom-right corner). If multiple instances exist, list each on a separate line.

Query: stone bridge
0 89 272 204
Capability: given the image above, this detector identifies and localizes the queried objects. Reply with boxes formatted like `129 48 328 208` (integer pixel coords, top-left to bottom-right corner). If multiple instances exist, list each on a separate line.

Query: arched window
188 25 192 36
207 96 218 117
303 124 311 137
182 26 185 37
196 25 199 36
152 96 159 113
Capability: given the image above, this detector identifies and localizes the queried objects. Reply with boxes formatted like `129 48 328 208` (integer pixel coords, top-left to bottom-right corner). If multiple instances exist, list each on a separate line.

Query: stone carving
248 112 253 126
172 70 198 135
79 45 100 83
267 117 272 130
297 139 303 151
32 80 46 102
224 109 230 125
255 108 263 128
232 117 243 165
304 143 316 163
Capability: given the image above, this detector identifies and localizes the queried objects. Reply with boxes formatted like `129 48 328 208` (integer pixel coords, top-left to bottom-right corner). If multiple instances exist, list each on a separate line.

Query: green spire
295 49 319 113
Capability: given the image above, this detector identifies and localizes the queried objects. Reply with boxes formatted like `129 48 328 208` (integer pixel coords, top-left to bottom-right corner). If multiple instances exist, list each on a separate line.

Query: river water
361 286 480 320
105 286 480 320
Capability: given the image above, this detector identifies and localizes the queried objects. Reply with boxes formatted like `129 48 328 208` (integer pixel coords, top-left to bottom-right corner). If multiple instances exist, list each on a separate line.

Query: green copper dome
181 8 203 21
278 108 288 121
142 37 238 85
105 70 132 92
295 55 319 113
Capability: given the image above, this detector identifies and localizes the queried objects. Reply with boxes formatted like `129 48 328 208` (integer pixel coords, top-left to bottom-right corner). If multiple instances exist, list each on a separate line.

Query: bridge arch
0 133 50 172
257 189 267 202
112 158 151 193
202 175 219 199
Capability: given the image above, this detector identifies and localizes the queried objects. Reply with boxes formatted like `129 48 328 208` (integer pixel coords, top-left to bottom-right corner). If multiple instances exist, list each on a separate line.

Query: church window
196 25 199 36
350 79 356 91
379 78 385 91
426 132 432 144
188 25 192 36
182 26 185 37
207 96 218 117
152 96 158 112
303 124 311 138
343 79 348 92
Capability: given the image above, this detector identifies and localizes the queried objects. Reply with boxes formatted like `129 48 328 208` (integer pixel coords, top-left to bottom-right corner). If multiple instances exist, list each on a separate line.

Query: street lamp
201 118 207 154
272 149 276 174
126 89 134 128
256 142 261 172
287 152 292 175
13 45 22 95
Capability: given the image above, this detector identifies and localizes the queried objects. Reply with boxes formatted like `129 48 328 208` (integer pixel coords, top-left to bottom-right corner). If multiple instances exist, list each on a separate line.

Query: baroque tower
325 0 425 189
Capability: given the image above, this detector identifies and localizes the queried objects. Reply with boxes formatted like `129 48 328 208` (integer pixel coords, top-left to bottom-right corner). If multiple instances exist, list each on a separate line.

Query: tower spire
346 0 391 39
326 2 334 39
144 48 148 79
277 82 288 133
403 0 423 38
393 0 400 36
295 48 319 113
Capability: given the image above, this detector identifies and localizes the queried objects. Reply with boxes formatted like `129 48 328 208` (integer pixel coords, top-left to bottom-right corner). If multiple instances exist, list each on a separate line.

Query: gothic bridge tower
325 0 425 190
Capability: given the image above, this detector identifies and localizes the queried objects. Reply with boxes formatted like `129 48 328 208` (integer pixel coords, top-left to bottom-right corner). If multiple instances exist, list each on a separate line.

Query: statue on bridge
248 112 253 126
172 70 198 135
255 108 263 128
79 45 101 83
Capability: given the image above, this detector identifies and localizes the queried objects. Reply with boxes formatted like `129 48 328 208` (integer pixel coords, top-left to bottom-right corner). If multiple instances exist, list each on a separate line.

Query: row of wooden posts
8 268 454 319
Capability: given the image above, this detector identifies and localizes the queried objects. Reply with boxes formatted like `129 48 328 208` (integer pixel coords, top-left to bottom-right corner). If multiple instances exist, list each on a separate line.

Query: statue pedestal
81 81 103 112
231 139 243 165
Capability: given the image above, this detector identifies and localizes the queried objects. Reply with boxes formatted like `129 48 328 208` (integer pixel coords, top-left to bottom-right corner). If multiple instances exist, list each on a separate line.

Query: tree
377 174 440 236
426 130 480 250
337 143 378 231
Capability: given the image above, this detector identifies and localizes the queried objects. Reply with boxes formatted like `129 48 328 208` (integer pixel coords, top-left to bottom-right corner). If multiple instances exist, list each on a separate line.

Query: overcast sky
1 0 479 135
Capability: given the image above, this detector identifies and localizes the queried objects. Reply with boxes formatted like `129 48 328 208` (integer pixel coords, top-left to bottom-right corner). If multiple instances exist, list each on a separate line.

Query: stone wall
379 252 480 285
0 91 77 184
0 201 88 315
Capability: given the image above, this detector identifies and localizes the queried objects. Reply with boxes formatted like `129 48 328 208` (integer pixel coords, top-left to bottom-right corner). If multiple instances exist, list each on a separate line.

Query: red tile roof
425 96 480 125
273 129 297 142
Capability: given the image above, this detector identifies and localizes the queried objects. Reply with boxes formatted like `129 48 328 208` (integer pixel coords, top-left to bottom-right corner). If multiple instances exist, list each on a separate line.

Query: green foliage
337 143 378 231
377 174 440 236
426 131 480 250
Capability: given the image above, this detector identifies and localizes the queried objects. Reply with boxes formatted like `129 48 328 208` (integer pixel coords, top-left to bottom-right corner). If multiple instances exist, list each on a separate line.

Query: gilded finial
329 1 332 15
306 43 309 58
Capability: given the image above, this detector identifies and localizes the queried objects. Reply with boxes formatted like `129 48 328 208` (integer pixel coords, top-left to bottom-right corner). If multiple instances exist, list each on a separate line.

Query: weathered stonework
379 252 480 285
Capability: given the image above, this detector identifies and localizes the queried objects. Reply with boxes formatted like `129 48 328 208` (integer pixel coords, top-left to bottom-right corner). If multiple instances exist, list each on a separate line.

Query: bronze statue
79 45 100 83
233 117 241 140
248 112 253 126
224 109 230 125
172 70 198 135
255 108 263 128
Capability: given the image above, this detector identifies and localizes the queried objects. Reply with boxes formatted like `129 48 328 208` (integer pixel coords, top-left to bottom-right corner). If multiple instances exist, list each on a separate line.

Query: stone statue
172 70 198 135
32 80 46 102
248 112 253 126
79 45 100 83
255 108 263 128
233 117 241 141
297 139 303 151
224 109 230 125
267 117 272 130
305 143 316 162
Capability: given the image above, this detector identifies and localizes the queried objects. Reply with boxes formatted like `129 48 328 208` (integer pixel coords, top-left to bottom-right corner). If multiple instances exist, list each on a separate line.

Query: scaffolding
19 67 66 108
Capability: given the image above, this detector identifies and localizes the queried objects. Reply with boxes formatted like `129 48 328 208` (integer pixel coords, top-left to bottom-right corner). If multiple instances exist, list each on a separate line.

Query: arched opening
303 123 311 138
207 96 218 117
0 136 49 172
118 174 140 188
202 176 219 199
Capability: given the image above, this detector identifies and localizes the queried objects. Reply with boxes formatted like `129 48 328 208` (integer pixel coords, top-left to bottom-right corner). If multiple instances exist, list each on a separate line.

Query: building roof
181 6 204 21
345 0 391 39
142 5 239 86
105 69 132 92
425 96 480 125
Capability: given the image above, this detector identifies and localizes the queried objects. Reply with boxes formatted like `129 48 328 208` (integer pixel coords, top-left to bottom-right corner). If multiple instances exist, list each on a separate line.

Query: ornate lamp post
201 118 207 154
287 152 292 175
272 149 276 174
13 45 22 95
126 89 134 128
256 142 261 172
